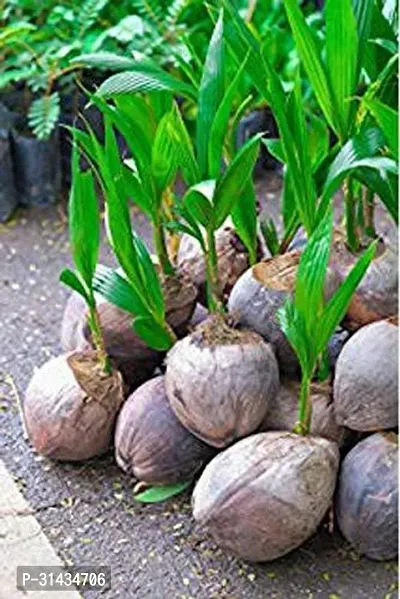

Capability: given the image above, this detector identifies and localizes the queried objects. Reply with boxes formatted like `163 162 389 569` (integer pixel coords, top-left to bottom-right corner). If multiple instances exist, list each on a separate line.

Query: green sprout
278 208 377 436
60 142 110 373
224 0 398 253
68 114 178 351
90 9 260 313
166 10 260 311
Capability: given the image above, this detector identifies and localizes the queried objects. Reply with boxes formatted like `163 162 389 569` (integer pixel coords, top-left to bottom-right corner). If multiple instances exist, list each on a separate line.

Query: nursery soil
0 176 397 599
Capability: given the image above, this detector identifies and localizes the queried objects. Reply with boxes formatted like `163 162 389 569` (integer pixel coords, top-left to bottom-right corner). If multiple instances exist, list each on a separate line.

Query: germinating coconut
24 351 124 461
192 431 339 561
334 320 398 431
115 376 215 485
165 316 279 448
336 432 398 560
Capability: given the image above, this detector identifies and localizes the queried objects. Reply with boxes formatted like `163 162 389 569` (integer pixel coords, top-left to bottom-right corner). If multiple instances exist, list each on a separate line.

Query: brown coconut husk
177 226 263 306
115 376 215 485
165 315 280 448
336 432 398 561
192 431 339 562
260 380 343 444
327 230 398 331
333 320 398 432
162 273 198 337
24 351 124 461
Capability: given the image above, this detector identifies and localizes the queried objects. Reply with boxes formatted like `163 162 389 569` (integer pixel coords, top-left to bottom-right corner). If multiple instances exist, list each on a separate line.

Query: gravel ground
0 174 397 599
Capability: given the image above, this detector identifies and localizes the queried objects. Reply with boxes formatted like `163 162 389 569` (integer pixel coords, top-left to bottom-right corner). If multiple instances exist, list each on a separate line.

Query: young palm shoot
224 1 398 249
165 10 260 311
163 12 280 457
278 209 377 435
89 117 179 352
60 143 110 373
72 91 182 277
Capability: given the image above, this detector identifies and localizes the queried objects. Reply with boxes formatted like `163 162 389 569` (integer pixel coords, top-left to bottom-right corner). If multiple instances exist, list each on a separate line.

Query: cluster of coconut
23 228 398 563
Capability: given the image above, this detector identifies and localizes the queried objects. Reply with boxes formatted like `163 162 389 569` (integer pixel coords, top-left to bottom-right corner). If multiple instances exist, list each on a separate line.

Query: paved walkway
0 460 81 599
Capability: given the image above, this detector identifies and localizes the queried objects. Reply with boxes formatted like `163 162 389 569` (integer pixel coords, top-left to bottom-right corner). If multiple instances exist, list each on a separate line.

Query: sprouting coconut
192 431 339 561
115 376 215 485
165 315 280 448
327 233 398 331
333 320 398 431
177 226 259 306
24 351 124 461
32 144 126 461
336 432 398 561
260 380 343 444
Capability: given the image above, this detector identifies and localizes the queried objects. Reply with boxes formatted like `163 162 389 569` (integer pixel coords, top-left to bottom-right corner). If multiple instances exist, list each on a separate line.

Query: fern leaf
28 93 60 140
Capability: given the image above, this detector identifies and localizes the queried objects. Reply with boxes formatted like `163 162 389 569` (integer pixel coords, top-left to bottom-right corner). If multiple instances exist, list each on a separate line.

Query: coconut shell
60 290 92 352
177 226 256 306
24 351 124 461
260 381 343 444
328 233 398 331
60 274 198 391
336 432 398 560
192 431 339 562
228 252 301 377
188 303 209 329
334 320 398 431
115 376 215 484
165 317 279 448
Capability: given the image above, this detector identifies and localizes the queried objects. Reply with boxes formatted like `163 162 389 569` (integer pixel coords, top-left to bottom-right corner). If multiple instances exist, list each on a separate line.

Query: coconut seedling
279 0 398 329
226 1 398 363
91 14 263 305
277 208 377 435
63 107 201 390
192 208 376 561
24 145 124 461
158 12 279 451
